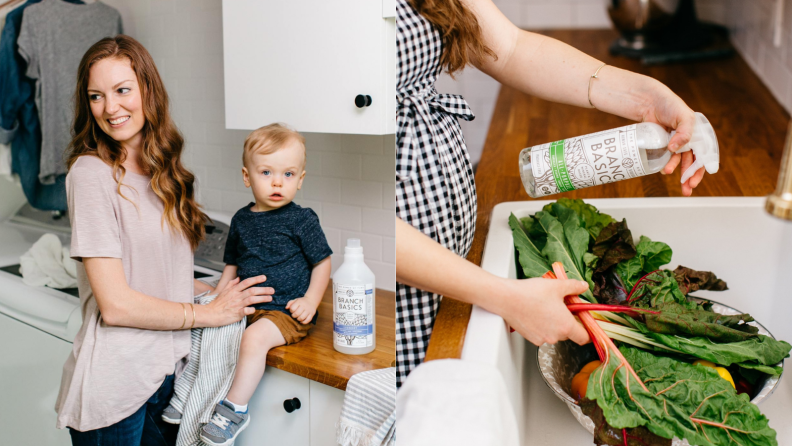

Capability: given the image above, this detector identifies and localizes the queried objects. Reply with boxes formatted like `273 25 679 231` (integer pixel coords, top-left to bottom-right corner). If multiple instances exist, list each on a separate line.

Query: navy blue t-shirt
223 202 332 322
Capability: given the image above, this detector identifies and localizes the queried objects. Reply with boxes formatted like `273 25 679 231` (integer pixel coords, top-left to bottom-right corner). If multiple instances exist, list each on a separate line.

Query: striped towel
169 292 246 446
337 367 396 446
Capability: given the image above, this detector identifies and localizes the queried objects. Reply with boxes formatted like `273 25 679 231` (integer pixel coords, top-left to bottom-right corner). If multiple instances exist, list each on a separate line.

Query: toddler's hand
285 297 316 324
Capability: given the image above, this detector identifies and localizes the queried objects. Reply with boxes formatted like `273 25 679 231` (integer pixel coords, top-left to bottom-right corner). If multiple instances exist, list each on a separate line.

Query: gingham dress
396 0 477 387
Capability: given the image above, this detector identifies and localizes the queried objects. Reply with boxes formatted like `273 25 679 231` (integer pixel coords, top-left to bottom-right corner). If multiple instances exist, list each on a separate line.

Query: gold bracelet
179 303 187 330
189 303 196 330
588 63 607 109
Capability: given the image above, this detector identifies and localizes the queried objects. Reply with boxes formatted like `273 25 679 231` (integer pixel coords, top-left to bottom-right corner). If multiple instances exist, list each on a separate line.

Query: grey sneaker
200 401 250 446
161 404 182 425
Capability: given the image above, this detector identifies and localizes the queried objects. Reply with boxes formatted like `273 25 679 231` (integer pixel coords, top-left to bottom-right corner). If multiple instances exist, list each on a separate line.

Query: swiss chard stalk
546 263 649 395
550 262 779 446
566 304 659 319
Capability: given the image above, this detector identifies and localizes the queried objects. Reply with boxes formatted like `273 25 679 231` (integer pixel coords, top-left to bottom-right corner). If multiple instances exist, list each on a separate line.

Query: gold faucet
766 122 792 220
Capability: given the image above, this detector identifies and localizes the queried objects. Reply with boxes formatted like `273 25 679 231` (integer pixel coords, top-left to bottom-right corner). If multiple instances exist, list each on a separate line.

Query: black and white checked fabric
396 0 477 387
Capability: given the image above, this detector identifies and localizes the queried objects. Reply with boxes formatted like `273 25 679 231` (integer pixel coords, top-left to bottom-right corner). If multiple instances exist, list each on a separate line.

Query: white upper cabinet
222 0 396 135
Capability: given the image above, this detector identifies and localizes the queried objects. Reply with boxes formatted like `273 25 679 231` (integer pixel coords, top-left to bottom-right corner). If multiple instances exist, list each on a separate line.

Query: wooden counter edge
264 284 395 391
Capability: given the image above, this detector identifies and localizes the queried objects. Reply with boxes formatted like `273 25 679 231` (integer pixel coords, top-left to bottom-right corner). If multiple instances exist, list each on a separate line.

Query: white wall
103 0 395 289
728 0 792 113
436 0 732 168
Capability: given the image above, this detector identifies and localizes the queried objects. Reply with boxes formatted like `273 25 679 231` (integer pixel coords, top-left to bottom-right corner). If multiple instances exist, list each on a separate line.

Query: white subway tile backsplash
221 147 244 169
382 236 395 264
323 227 342 254
341 180 383 208
221 190 254 213
341 231 383 261
366 260 396 291
302 176 341 203
324 204 363 231
342 134 385 155
362 155 395 183
304 133 344 152
205 167 240 191
201 188 222 213
362 208 396 237
763 46 790 102
322 153 362 180
192 144 223 167
382 180 396 211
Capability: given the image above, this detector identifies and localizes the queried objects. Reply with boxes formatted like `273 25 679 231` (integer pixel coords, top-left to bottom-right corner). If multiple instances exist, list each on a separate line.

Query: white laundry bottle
332 239 376 355
519 112 719 198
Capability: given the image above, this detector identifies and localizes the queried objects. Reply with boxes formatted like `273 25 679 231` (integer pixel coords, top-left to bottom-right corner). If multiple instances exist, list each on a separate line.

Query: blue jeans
68 374 178 446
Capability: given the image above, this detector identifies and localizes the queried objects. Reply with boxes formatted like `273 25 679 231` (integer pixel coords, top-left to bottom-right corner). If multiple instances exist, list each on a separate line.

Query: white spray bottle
332 239 376 355
519 112 720 197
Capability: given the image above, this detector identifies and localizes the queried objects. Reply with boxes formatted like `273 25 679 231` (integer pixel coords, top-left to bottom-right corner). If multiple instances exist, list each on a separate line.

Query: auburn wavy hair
409 0 496 76
66 35 207 250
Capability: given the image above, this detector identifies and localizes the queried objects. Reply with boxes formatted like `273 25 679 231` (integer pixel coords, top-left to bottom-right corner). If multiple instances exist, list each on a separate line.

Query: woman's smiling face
87 57 145 149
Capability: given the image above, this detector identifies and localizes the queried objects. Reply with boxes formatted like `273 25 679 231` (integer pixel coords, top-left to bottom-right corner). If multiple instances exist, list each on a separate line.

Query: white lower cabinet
0 313 72 446
310 381 346 446
237 367 311 446
236 368 347 446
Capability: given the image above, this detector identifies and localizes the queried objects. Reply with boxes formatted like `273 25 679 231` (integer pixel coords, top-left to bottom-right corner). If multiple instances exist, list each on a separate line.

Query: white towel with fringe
170 292 246 446
19 233 77 289
337 367 396 446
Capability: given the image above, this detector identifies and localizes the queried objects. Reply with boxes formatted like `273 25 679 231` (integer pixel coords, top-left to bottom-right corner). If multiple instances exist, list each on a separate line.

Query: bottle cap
673 112 720 184
345 238 363 254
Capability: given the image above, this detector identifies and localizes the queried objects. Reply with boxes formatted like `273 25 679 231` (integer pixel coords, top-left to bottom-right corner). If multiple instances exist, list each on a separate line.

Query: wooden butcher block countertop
425 29 791 363
267 281 395 391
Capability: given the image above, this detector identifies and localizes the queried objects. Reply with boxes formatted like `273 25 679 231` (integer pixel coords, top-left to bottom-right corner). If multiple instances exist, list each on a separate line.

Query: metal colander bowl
536 298 784 445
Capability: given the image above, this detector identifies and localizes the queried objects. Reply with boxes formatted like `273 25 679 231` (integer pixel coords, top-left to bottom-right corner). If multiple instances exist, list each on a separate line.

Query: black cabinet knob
355 94 372 108
283 397 302 413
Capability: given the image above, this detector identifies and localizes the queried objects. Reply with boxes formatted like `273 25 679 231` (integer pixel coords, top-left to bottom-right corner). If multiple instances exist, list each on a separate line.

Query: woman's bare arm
194 278 214 295
396 219 590 346
84 257 273 329
461 0 706 195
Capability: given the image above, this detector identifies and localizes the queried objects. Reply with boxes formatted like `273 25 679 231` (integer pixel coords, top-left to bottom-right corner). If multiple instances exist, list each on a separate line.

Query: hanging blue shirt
0 0 83 210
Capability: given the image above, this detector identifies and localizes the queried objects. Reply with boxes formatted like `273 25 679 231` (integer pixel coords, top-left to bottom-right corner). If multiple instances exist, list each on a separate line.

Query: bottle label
333 283 374 349
530 125 647 197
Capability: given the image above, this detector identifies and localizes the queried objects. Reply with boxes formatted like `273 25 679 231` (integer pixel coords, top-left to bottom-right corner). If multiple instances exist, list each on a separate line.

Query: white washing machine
0 205 229 445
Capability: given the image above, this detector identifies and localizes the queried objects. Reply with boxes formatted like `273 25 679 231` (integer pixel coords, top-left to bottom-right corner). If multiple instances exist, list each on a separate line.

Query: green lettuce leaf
535 210 594 300
552 203 590 275
509 213 551 279
616 236 673 289
643 302 759 342
588 346 778 446
626 270 692 309
544 198 615 240
623 315 792 368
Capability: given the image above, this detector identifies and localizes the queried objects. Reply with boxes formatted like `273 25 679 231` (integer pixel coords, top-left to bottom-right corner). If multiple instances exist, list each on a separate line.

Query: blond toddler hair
242 123 306 168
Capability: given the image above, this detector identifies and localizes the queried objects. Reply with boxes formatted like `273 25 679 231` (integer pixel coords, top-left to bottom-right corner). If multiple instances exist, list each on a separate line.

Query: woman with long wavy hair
55 35 272 446
395 0 706 391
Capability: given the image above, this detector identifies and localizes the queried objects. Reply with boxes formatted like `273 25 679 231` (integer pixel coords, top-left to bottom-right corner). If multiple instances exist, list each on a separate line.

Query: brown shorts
246 309 313 345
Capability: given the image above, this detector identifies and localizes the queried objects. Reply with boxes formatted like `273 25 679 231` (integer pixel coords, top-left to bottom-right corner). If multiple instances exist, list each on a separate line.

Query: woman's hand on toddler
285 298 317 324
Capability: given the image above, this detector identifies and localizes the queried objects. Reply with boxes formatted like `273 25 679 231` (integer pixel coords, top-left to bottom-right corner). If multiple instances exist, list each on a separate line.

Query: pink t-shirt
55 156 193 431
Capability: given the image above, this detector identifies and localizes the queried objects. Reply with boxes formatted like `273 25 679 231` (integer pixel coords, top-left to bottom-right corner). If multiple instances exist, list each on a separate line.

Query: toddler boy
198 123 332 445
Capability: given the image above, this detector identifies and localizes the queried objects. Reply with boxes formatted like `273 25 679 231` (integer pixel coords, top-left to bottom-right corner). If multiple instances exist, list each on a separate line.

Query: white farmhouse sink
461 197 792 446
